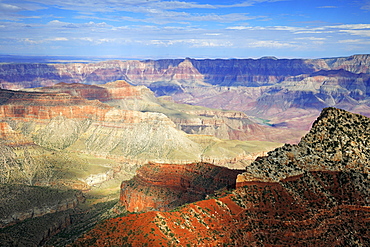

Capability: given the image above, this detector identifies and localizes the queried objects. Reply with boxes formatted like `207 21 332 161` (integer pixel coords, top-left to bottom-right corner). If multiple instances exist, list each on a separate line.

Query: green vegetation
0 184 77 220
0 209 74 247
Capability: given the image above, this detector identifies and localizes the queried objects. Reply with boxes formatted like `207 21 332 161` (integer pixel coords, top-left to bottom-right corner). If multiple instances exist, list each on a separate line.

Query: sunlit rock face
0 54 369 144
74 107 370 246
0 54 368 89
119 162 243 212
0 88 203 162
75 169 370 246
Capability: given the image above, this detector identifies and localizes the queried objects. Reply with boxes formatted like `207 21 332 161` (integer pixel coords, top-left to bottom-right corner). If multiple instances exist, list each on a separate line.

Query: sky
0 0 369 59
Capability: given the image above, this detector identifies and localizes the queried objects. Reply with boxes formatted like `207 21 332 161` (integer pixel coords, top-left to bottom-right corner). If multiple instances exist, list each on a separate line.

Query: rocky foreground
73 108 370 246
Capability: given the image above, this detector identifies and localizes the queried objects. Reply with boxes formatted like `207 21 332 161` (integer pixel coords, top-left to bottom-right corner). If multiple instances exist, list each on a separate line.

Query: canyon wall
26 81 285 143
1 54 369 144
0 88 202 162
0 55 368 90
73 107 370 246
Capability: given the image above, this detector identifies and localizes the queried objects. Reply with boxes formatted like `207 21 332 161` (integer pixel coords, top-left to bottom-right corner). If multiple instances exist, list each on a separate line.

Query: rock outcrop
31 81 275 142
237 107 370 184
75 170 370 246
120 162 243 212
74 108 370 246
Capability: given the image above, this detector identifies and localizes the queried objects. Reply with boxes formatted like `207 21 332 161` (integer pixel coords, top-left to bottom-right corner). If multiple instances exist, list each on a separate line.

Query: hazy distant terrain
1 54 369 143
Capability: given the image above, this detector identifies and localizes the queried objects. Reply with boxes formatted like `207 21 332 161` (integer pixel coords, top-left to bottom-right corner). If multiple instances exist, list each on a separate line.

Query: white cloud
339 29 370 37
0 3 22 12
216 0 286 8
147 38 233 48
78 37 94 42
47 20 110 29
21 0 285 13
247 40 296 48
361 1 370 10
317 6 338 9
338 39 370 44
327 24 370 29
48 37 69 41
294 37 326 41
227 26 252 30
22 38 42 44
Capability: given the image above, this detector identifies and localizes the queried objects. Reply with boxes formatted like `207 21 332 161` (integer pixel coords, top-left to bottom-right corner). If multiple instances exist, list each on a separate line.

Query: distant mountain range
0 54 369 143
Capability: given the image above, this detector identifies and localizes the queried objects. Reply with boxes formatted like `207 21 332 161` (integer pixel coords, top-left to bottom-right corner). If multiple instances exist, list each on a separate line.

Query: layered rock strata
120 162 243 212
1 54 369 144
74 107 370 246
2 55 368 88
30 81 280 143
75 170 370 246
0 88 202 162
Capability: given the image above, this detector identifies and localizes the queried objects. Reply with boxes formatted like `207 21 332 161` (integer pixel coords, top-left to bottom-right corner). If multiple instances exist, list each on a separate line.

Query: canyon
0 83 280 167
73 107 370 246
1 54 369 144
0 78 281 246
0 54 369 246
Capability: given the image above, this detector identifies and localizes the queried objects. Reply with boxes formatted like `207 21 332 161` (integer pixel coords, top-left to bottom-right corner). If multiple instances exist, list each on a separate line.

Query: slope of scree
73 107 370 246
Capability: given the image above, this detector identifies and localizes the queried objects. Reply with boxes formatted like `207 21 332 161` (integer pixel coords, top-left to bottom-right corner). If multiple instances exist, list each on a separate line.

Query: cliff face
74 107 370 246
120 162 243 212
34 80 151 102
0 87 205 162
0 55 367 89
189 57 326 86
1 54 369 144
324 54 370 74
168 108 275 141
75 170 370 246
29 81 281 143
0 89 111 121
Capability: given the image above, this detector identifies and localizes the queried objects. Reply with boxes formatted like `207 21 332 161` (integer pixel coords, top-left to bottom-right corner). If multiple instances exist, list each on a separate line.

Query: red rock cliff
75 170 370 246
120 162 243 212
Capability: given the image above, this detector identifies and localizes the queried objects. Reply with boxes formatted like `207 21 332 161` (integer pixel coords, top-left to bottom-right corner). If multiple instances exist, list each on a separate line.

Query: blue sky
0 0 369 59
